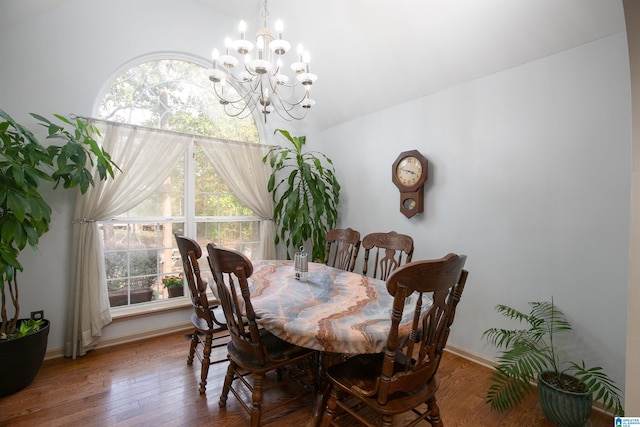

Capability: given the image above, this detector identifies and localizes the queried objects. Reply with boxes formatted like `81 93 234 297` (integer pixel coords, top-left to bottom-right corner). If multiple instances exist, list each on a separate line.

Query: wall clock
391 150 428 218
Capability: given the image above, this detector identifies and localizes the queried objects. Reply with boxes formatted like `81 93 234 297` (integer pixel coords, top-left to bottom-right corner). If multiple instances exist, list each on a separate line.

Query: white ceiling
1 0 627 130
200 0 627 130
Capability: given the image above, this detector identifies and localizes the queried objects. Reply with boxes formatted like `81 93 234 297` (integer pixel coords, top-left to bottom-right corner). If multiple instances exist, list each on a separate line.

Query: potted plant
162 274 184 298
483 300 624 426
263 129 340 261
0 108 118 396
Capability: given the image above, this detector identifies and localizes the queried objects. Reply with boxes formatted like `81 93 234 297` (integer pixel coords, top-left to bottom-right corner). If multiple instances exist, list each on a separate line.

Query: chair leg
426 396 443 427
198 333 213 394
187 329 198 365
251 373 265 427
219 361 236 408
320 387 341 427
381 415 393 427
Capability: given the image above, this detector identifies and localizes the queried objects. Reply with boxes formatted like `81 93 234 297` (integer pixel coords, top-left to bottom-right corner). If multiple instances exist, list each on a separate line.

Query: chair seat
227 328 315 372
191 313 214 334
326 352 440 416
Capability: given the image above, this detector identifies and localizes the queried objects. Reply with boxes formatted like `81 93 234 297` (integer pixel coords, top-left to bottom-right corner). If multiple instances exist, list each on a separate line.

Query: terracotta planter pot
538 372 593 427
167 286 184 298
0 319 50 397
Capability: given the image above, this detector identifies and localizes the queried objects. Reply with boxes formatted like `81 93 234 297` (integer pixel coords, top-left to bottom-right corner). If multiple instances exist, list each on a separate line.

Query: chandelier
208 0 318 123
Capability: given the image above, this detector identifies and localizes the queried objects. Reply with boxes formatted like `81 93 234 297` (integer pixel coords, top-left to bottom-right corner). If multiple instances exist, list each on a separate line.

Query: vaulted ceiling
202 0 627 130
1 0 627 130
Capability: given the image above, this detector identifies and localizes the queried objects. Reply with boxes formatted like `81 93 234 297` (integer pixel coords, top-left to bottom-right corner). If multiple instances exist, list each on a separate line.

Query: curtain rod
75 115 271 149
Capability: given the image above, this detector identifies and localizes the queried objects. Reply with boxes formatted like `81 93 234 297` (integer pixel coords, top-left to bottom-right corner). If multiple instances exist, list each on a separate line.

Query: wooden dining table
247 260 432 426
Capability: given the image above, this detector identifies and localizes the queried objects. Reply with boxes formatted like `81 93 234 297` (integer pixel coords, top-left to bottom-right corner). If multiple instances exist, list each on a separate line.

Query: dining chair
206 243 318 427
324 227 361 272
361 231 414 280
174 234 230 394
320 253 469 427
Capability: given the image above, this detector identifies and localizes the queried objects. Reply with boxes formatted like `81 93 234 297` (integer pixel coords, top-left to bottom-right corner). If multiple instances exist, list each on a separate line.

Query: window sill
110 295 221 321
111 297 192 321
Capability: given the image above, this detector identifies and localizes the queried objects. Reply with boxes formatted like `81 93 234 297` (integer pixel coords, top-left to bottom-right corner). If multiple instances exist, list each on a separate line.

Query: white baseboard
44 321 193 360
444 343 497 369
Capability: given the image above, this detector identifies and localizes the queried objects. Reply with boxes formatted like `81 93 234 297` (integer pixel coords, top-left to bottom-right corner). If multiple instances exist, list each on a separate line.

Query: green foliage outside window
98 58 261 307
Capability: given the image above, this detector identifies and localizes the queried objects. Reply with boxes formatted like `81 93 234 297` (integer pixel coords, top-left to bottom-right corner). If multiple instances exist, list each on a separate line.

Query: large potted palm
483 300 624 426
263 129 340 261
0 108 118 396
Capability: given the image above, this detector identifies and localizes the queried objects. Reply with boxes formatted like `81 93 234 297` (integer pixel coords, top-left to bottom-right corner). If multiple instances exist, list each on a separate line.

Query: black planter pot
537 372 593 427
0 319 50 397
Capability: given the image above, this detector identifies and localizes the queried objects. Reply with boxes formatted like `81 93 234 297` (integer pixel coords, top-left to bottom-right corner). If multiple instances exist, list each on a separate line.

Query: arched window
96 57 261 308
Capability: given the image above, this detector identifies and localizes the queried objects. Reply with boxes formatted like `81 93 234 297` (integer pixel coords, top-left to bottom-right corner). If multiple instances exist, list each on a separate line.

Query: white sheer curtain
65 121 192 358
198 138 276 260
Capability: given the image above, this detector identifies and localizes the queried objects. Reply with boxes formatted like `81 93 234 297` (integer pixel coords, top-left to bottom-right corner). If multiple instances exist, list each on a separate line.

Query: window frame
94 53 264 313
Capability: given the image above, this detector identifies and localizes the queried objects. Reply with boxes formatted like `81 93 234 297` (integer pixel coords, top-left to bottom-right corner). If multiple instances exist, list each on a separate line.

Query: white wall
316 33 631 396
0 0 631 406
623 0 640 414
0 0 268 350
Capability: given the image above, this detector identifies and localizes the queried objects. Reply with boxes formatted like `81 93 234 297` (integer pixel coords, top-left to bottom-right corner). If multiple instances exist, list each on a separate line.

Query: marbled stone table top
248 260 430 355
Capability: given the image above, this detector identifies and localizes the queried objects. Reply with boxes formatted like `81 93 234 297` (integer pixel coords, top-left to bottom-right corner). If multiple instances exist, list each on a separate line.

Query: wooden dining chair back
321 253 469 427
361 231 414 280
206 244 258 360
174 234 228 394
324 227 361 272
207 244 317 427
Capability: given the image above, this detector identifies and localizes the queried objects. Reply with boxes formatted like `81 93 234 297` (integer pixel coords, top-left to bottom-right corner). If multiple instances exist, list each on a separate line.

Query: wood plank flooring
0 331 614 426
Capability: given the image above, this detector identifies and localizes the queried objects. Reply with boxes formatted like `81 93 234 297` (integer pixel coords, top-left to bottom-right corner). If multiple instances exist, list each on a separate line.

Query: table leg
306 381 331 427
307 352 345 427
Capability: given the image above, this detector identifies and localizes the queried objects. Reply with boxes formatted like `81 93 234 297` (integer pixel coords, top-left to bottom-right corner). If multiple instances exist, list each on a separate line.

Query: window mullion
185 139 196 236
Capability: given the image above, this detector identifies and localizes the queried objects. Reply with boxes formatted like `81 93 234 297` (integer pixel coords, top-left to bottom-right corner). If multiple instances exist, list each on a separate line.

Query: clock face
396 156 423 187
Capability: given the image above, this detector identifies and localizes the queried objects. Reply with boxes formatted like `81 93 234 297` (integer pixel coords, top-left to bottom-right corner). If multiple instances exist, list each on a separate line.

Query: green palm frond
570 361 624 416
486 367 533 411
496 342 554 381
484 299 624 416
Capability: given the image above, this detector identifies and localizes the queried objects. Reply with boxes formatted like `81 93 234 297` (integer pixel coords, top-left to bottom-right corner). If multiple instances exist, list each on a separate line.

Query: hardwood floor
0 331 614 427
